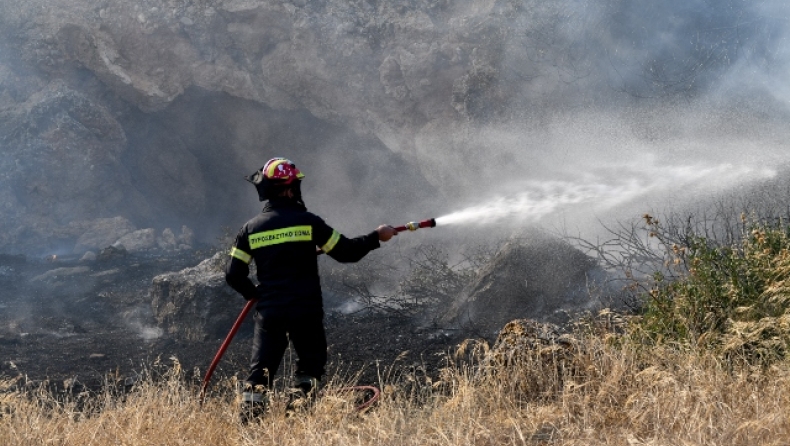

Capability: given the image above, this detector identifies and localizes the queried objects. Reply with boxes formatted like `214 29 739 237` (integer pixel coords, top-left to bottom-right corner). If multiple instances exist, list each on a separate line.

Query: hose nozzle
394 218 436 233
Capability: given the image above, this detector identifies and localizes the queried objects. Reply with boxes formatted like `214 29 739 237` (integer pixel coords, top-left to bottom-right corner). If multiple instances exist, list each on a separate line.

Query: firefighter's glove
376 225 398 242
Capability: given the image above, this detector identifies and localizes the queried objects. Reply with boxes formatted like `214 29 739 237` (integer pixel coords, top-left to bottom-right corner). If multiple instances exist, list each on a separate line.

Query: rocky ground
0 249 465 395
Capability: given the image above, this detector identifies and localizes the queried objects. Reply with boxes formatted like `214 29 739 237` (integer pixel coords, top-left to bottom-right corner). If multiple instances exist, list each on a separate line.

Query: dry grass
2 327 789 446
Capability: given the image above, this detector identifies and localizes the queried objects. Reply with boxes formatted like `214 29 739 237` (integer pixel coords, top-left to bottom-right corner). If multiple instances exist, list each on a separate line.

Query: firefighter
225 157 397 420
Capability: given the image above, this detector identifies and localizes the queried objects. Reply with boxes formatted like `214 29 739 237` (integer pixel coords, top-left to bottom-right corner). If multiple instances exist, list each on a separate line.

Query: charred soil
0 251 464 394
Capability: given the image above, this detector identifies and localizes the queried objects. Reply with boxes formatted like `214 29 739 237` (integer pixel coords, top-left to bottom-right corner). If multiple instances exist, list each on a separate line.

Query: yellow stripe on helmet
266 159 288 178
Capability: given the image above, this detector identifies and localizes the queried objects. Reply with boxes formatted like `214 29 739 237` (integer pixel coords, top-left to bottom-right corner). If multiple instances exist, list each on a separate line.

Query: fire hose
198 218 436 408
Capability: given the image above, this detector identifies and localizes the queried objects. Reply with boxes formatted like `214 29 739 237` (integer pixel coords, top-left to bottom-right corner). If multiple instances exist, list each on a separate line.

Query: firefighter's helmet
261 158 305 184
246 158 305 201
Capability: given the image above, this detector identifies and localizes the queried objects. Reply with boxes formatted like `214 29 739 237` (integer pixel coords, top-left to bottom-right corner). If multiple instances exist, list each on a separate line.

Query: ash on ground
0 249 465 393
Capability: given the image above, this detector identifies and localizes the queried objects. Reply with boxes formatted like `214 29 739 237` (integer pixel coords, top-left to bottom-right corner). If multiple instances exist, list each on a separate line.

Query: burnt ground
0 251 467 395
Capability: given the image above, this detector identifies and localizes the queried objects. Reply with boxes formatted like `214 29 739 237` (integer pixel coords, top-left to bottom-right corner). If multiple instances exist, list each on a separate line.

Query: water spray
426 161 779 229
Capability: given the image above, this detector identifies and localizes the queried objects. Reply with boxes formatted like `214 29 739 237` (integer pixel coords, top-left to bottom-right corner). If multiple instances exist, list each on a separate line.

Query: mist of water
436 160 777 228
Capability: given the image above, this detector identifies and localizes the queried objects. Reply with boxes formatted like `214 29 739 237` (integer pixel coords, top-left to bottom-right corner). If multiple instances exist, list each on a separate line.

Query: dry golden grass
2 326 789 446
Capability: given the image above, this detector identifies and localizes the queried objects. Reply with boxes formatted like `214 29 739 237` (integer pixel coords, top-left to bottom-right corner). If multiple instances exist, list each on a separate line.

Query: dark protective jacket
225 198 380 310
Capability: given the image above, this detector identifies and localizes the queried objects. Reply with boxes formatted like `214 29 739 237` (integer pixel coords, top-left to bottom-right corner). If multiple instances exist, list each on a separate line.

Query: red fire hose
199 298 256 404
199 218 436 408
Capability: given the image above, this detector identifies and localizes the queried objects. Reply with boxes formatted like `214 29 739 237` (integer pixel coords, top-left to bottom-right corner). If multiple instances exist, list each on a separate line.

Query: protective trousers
246 308 327 388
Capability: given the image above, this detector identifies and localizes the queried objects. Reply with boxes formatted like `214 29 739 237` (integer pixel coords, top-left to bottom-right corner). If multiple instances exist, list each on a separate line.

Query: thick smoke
418 0 790 235
1 0 790 247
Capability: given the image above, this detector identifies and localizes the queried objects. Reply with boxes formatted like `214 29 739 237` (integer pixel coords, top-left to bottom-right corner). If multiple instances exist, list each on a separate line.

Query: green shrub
634 220 790 364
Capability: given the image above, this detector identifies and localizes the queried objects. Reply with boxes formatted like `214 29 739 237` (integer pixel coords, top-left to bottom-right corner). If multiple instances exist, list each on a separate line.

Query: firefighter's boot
239 383 269 424
285 374 320 417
